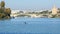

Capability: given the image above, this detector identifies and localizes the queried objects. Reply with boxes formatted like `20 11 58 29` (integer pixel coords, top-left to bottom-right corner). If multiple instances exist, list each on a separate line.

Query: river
0 17 60 34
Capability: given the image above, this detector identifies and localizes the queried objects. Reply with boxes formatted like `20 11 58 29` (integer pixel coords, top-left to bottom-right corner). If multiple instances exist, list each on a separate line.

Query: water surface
0 18 60 34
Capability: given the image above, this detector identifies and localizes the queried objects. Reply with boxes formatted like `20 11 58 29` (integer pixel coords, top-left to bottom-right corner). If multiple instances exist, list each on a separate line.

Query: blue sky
0 0 60 10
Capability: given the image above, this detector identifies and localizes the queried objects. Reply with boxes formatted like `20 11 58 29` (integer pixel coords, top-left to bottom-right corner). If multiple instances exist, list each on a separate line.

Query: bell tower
52 0 57 15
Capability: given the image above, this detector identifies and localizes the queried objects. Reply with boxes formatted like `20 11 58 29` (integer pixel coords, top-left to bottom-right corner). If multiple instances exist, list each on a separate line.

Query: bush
51 15 57 18
0 1 11 19
0 13 6 18
4 8 11 16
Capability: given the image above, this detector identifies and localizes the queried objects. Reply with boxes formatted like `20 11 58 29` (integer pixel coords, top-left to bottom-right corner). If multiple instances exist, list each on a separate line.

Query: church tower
52 0 57 15
52 5 57 15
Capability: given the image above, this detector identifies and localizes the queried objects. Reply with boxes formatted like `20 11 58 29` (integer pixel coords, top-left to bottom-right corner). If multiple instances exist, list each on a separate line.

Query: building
52 5 58 15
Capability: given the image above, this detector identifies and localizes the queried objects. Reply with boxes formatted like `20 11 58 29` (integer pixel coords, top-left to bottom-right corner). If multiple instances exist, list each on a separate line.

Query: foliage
0 13 6 18
4 8 11 16
42 10 48 14
1 1 5 7
0 1 11 19
51 15 57 18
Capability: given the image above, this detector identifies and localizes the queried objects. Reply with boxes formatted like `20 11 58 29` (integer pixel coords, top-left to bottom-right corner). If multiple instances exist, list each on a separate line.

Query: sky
0 0 60 10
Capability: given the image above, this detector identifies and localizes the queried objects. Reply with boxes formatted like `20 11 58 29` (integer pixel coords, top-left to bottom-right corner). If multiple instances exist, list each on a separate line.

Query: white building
11 10 20 17
11 10 20 14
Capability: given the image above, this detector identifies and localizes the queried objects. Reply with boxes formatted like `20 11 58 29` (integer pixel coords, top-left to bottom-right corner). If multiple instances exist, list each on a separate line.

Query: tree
0 13 6 18
0 1 11 19
42 10 48 14
4 8 11 16
1 1 5 7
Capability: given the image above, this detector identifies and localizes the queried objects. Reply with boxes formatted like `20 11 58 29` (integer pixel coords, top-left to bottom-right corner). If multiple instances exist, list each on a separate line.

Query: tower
52 5 57 15
52 0 57 15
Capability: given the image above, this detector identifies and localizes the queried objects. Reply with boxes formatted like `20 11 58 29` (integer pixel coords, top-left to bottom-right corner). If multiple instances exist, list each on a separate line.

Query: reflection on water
0 18 60 34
